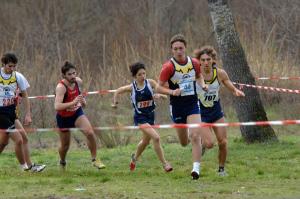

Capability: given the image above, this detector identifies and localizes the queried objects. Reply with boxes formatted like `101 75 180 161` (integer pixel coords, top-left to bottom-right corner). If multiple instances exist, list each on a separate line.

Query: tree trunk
207 0 277 142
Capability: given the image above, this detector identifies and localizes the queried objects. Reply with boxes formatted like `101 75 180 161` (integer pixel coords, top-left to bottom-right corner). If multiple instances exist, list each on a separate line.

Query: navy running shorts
170 102 200 124
134 111 155 126
56 108 84 131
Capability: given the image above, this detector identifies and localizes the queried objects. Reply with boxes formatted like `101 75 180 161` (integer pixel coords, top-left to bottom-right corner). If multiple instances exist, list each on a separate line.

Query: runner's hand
23 112 32 126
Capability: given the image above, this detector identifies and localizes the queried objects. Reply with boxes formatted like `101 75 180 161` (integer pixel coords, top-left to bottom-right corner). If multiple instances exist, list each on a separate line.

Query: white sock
192 162 200 173
20 163 29 170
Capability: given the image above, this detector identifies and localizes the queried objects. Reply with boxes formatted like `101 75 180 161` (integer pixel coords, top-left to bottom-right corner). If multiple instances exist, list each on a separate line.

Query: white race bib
137 100 153 108
0 91 15 106
179 78 195 96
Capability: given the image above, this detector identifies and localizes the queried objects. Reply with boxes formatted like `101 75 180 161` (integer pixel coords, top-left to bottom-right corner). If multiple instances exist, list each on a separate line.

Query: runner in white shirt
0 53 46 172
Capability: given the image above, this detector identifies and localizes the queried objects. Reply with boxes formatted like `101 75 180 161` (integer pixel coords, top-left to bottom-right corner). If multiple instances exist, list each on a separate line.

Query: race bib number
0 97 15 106
198 91 218 107
204 94 216 101
137 100 153 108
179 78 195 96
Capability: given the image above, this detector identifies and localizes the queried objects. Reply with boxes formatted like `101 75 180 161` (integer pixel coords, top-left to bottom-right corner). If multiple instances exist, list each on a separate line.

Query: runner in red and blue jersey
54 61 105 170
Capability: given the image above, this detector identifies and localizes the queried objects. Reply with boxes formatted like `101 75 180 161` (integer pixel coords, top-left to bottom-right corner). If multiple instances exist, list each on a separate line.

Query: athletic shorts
200 101 224 123
170 102 200 124
0 112 16 133
134 111 155 126
56 108 84 131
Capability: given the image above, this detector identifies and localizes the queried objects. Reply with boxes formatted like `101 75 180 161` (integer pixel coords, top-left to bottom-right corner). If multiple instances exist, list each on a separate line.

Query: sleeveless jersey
57 80 82 117
168 56 198 105
197 67 220 108
0 71 18 108
131 79 155 115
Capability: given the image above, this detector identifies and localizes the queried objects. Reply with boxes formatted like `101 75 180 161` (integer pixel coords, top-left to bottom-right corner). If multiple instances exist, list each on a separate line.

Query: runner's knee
151 135 160 144
218 138 227 148
83 129 95 139
204 141 214 149
190 132 201 143
60 143 70 151
141 139 150 146
20 132 29 144
0 142 8 151
14 138 23 146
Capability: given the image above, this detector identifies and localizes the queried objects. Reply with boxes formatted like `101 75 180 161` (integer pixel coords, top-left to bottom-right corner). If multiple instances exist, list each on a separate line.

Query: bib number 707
204 95 216 101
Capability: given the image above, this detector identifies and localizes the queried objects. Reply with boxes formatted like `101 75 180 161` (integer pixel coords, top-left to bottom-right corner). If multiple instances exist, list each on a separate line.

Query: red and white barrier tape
233 82 300 94
27 80 300 100
3 119 300 133
28 89 117 99
256 76 300 80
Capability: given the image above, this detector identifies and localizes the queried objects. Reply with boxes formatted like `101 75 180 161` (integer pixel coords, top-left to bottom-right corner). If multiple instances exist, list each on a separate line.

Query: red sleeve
192 58 201 78
159 61 174 83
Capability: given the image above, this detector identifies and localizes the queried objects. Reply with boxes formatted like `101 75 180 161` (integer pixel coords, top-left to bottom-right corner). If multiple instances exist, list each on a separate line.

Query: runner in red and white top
158 34 211 180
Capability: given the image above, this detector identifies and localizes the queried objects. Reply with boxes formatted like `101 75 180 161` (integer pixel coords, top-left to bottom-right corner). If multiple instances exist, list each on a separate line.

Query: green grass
1 134 300 199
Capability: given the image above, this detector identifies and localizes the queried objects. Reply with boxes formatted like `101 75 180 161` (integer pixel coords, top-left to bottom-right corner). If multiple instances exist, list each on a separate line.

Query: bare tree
207 0 277 142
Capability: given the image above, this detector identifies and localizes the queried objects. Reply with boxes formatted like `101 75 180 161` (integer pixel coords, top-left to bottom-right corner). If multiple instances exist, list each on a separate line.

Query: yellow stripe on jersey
0 72 17 85
205 67 217 84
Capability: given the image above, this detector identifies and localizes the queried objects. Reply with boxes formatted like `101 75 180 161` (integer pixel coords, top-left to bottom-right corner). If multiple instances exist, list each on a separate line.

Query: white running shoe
218 169 227 177
30 163 46 172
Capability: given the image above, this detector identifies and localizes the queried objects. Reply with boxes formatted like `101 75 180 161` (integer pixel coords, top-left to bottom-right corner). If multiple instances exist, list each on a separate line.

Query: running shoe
30 163 46 172
163 162 173 172
191 170 200 180
59 160 67 169
218 168 227 176
92 158 106 169
129 153 136 171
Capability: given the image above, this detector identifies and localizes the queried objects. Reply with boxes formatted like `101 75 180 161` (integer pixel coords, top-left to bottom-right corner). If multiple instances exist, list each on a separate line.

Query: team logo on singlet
0 72 17 107
4 87 11 96
174 64 194 74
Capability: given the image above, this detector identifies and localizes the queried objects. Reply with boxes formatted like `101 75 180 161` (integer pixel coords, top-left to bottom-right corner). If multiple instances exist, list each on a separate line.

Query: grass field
1 131 300 199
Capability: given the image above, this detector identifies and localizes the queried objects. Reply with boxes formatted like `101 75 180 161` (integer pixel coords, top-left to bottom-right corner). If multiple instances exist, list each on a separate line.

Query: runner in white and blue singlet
197 66 224 123
0 53 30 171
131 79 156 125
112 62 180 172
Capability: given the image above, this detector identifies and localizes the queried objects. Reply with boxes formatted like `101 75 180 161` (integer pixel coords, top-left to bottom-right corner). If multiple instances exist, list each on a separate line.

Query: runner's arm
111 84 132 108
76 77 86 107
149 79 180 96
196 73 208 91
20 89 32 125
218 69 245 97
54 84 83 111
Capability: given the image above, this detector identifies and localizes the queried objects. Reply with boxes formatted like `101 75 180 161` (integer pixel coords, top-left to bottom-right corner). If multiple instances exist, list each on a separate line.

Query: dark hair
170 34 187 48
129 62 145 77
61 61 76 75
194 45 217 61
1 53 18 65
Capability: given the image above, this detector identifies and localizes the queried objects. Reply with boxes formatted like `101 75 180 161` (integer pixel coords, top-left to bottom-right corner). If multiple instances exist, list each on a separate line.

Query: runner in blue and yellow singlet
194 45 245 176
